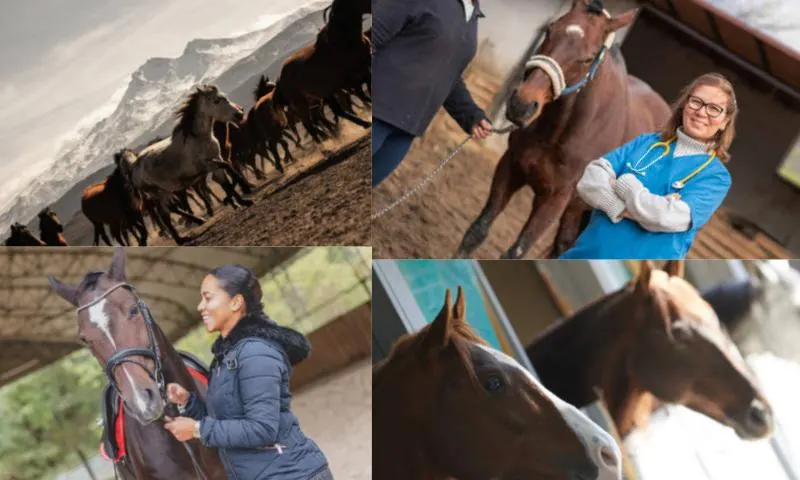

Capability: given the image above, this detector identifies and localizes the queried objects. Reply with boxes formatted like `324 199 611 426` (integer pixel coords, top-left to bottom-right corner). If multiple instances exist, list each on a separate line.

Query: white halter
525 9 616 98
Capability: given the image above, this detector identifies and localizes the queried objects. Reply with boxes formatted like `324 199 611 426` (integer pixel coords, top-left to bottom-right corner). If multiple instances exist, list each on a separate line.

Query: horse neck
374 358 449 480
192 112 214 139
526 288 640 408
154 326 198 391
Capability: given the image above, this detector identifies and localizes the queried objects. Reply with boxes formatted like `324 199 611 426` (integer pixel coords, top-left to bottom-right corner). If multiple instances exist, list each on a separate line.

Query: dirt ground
165 127 372 247
372 51 557 259
291 358 371 480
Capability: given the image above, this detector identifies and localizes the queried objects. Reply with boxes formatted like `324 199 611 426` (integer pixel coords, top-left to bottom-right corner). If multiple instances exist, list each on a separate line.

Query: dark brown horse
81 150 148 246
48 248 227 480
4 223 46 246
274 0 372 141
38 207 68 246
526 260 774 440
455 0 670 259
374 286 623 480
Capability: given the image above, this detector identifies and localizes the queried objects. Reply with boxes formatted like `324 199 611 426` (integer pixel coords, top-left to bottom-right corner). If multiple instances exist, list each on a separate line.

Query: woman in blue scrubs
561 73 738 259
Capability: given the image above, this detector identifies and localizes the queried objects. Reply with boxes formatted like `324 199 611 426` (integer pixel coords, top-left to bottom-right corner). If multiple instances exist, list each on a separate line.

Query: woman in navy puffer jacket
163 264 331 480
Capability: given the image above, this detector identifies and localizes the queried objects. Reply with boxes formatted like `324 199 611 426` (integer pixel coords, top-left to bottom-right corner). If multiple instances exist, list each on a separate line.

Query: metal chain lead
371 124 517 220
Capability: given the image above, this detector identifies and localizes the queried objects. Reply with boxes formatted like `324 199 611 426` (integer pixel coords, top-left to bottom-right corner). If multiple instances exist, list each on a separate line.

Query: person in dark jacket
163 264 332 480
372 0 494 187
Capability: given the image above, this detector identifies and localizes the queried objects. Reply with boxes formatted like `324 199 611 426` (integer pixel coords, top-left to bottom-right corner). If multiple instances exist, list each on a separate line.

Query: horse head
48 247 167 424
374 286 622 480
174 85 244 139
623 260 773 440
507 0 637 127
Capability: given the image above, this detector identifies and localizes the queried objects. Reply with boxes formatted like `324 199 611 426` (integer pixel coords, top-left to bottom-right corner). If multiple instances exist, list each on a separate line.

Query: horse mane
322 5 332 23
253 75 273 100
586 0 605 15
173 85 216 139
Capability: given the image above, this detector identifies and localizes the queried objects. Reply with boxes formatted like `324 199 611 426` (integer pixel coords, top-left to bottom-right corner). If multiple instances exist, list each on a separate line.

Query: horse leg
552 195 589 258
91 221 111 246
279 137 295 164
501 191 573 260
156 203 189 245
328 95 371 129
212 162 254 207
454 151 524 258
267 142 285 174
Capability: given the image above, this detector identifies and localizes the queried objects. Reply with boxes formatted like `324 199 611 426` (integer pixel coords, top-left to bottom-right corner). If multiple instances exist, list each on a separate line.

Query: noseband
524 9 615 99
77 283 166 403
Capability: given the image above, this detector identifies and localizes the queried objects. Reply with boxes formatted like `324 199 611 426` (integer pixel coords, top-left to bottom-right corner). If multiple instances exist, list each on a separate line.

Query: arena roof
0 247 301 387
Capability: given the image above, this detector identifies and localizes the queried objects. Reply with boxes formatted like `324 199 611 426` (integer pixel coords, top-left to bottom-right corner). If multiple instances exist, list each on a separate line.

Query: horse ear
607 8 638 31
424 289 453 351
635 260 654 292
452 285 466 321
662 260 684 278
48 276 79 307
108 247 127 282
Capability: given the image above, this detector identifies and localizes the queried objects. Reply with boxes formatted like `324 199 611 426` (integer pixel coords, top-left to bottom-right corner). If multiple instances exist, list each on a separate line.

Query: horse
525 260 775 441
126 85 253 244
455 0 671 259
4 223 46 246
274 0 372 140
38 207 68 246
82 150 149 246
47 247 227 480
253 75 302 147
701 260 800 365
375 286 623 480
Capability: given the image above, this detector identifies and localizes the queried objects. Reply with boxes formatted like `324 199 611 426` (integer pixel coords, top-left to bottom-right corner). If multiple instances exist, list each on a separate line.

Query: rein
371 123 517 220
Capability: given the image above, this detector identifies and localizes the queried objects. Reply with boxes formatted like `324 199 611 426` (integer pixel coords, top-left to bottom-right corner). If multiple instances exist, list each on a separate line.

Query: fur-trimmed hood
211 313 311 366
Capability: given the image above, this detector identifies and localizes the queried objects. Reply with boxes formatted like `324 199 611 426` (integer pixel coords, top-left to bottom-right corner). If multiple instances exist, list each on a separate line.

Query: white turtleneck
674 128 714 159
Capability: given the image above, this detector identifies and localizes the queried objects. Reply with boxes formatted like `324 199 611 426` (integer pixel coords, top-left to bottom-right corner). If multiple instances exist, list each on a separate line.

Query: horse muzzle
505 90 540 127
734 398 774 440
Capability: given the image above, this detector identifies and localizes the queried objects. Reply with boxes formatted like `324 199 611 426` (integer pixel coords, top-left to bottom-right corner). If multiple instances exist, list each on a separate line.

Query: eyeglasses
686 95 726 119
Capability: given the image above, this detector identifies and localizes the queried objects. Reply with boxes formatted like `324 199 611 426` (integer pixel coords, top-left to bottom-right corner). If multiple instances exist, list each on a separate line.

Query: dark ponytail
208 264 276 325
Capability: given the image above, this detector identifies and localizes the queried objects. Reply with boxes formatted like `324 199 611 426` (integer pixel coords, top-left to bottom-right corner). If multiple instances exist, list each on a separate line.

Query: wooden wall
290 302 371 391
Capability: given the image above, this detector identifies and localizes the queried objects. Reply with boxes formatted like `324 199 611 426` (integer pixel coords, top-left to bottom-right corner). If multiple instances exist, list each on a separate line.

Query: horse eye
128 305 140 318
483 375 504 393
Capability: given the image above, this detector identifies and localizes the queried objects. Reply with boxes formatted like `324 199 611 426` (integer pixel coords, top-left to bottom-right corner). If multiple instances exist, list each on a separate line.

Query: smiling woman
561 72 738 260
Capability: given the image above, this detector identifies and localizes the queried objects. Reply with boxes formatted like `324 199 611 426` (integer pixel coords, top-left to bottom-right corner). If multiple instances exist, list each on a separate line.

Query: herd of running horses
4 0 372 248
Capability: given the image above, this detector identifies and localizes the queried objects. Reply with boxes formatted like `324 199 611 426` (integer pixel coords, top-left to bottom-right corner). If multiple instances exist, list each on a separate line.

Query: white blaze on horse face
88 299 149 413
475 343 623 480
566 25 585 38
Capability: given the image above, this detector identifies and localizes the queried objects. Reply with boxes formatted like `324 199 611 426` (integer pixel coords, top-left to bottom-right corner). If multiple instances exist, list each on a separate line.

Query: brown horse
48 247 227 480
274 0 372 141
455 0 670 259
374 286 623 480
526 260 775 440
38 207 68 246
4 222 46 246
81 150 149 246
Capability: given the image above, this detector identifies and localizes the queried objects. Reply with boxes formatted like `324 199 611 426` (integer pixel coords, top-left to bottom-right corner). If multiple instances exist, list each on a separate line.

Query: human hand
471 118 493 140
163 416 198 442
167 383 190 407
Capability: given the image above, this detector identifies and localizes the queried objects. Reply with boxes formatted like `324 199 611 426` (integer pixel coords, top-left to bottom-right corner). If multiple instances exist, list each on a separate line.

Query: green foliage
0 350 106 480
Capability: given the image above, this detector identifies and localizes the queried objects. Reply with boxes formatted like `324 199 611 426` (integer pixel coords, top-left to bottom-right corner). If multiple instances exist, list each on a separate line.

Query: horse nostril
598 445 618 469
144 388 156 402
748 399 771 428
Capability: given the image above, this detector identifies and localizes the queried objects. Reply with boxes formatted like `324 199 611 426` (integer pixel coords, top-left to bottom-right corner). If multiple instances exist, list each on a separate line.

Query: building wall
621 8 800 252
290 302 371 391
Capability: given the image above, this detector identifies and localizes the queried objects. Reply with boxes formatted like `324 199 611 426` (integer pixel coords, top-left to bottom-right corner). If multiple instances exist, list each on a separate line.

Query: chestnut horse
274 0 372 141
4 223 46 246
38 207 68 246
455 0 670 259
375 286 623 480
82 150 149 246
526 260 775 440
48 247 227 480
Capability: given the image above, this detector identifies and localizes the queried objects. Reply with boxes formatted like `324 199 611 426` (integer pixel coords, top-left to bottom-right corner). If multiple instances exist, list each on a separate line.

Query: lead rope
371 123 517 220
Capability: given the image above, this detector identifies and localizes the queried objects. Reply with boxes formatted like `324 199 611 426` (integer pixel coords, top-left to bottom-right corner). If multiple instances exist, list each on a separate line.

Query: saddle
99 351 211 463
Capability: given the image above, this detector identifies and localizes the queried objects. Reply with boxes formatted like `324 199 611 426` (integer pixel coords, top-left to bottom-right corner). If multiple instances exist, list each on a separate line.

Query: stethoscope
625 138 717 190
